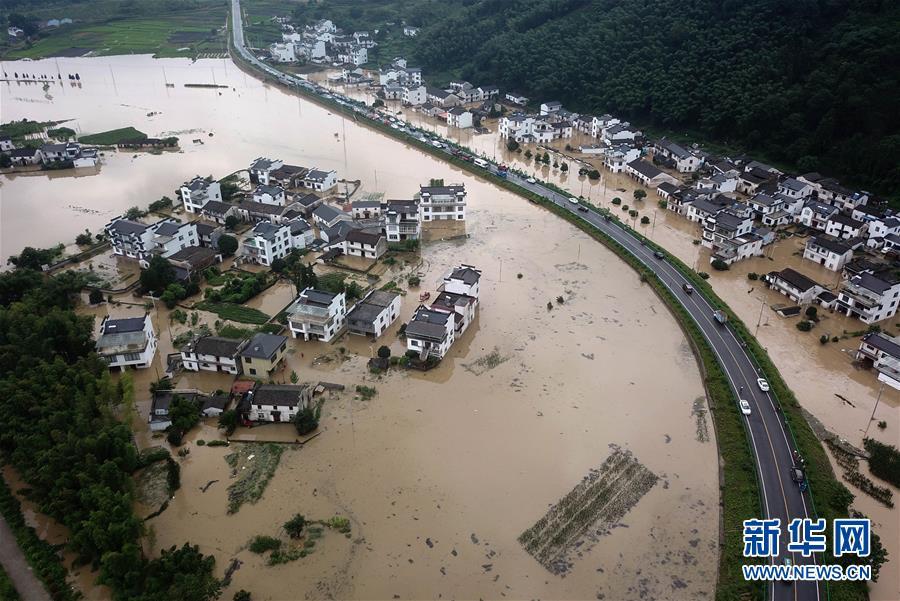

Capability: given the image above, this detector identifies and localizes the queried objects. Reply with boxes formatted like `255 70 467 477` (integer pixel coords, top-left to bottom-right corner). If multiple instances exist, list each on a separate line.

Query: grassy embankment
232 43 870 600
79 127 146 145
1 0 228 60
194 302 269 325
0 120 68 147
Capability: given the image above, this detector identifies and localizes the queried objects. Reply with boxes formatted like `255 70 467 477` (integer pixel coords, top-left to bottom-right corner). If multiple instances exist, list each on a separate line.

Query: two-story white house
402 85 427 106
245 383 312 423
384 199 420 242
340 229 387 260
250 157 284 185
654 139 704 173
825 213 867 240
419 184 466 222
242 221 291 266
252 184 286 206
106 217 198 265
96 314 157 371
346 290 402 338
301 168 337 192
764 268 827 305
405 306 455 360
180 176 223 214
836 272 900 324
803 235 854 272
625 159 678 188
796 200 839 231
447 107 474 129
181 336 248 374
287 288 347 342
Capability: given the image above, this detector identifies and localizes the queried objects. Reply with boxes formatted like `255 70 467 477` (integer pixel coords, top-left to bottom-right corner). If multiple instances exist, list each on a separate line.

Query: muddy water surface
3 56 720 599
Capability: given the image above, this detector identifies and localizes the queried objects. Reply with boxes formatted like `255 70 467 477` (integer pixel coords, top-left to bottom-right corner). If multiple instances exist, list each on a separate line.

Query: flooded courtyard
2 56 720 599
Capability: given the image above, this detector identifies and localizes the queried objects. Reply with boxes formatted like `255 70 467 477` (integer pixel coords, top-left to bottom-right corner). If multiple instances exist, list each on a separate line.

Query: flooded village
0 14 898 601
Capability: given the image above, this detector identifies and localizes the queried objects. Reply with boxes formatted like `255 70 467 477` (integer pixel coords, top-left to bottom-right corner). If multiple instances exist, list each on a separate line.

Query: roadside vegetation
0 564 18 601
247 513 351 566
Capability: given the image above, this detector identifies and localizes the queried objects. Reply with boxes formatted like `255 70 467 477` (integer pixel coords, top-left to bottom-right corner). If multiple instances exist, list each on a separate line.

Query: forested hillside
297 0 900 201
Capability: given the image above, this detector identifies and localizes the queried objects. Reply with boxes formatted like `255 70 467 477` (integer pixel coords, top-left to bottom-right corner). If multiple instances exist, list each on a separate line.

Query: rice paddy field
1 0 228 60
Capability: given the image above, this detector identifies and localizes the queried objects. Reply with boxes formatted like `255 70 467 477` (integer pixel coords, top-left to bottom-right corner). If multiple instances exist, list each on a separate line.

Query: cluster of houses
270 18 372 66
405 265 481 360
373 57 499 130
1 138 99 169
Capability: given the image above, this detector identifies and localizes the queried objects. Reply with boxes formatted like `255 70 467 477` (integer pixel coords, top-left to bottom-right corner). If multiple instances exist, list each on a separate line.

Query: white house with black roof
301 168 337 192
405 306 455 360
243 221 290 266
825 213 867 240
96 314 157 371
105 216 198 265
654 138 705 173
346 290 401 338
312 204 351 229
625 159 678 188
200 200 237 224
287 288 347 342
803 235 854 272
419 184 466 222
384 199 420 241
765 268 827 305
252 184 287 206
249 157 284 186
180 176 223 214
245 383 312 423
857 332 900 374
339 229 387 260
181 335 248 374
835 271 900 324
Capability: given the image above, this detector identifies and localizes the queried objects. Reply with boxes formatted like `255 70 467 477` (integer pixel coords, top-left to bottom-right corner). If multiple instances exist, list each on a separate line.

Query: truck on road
713 310 728 325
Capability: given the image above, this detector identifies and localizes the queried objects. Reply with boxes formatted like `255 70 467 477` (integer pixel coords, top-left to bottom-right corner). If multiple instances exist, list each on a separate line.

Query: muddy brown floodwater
1 56 722 599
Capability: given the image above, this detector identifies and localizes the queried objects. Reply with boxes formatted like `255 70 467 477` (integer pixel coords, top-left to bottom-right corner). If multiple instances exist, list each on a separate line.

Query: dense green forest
294 0 900 202
0 268 220 601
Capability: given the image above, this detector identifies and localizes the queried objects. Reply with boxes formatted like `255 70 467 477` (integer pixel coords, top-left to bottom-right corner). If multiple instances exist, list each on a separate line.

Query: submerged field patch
518 447 658 575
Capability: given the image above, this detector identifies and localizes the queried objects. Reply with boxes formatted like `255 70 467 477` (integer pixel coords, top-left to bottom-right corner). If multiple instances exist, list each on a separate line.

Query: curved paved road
229 3 821 599
0 516 50 601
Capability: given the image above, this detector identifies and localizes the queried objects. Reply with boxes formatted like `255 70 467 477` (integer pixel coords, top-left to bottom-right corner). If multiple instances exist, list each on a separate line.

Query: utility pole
755 296 766 337
862 380 886 439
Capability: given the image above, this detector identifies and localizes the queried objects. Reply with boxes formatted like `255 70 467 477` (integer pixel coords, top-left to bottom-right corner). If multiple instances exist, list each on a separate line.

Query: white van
473 158 489 168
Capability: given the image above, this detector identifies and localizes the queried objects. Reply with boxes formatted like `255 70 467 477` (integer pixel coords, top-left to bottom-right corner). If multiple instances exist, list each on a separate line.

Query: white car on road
526 177 536 184
757 378 770 392
568 197 579 204
739 399 752 415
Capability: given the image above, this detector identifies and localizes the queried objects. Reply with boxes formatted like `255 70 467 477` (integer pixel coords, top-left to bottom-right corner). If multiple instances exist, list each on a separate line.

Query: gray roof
251 221 285 241
202 200 233 216
240 199 290 216
772 268 820 292
166 245 218 266
109 219 148 236
154 221 181 236
854 272 894 295
657 182 679 194
808 235 851 255
302 288 339 306
103 316 147 334
405 308 450 341
250 157 278 171
352 200 381 208
347 291 398 324
313 204 346 222
295 193 321 207
657 139 691 159
781 177 807 192
448 266 481 285
829 213 863 228
862 332 900 359
240 333 287 360
346 229 383 246
420 184 465 196
254 184 284 197
304 169 333 182
252 384 309 409
288 218 311 234
183 336 245 357
627 159 663 180
751 193 778 207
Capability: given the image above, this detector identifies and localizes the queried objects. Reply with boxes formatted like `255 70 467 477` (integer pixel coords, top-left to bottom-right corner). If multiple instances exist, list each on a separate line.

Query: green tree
76 229 93 245
217 234 238 257
711 259 730 271
140 256 176 295
506 139 520 151
234 591 252 601
283 514 306 539
560 162 568 172
224 215 240 230
0 154 12 169
377 345 391 359
633 189 647 201
89 288 104 305
124 206 145 220
218 410 238 436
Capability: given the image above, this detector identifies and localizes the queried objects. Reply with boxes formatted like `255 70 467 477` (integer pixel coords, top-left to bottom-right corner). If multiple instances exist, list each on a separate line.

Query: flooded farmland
2 56 720 599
